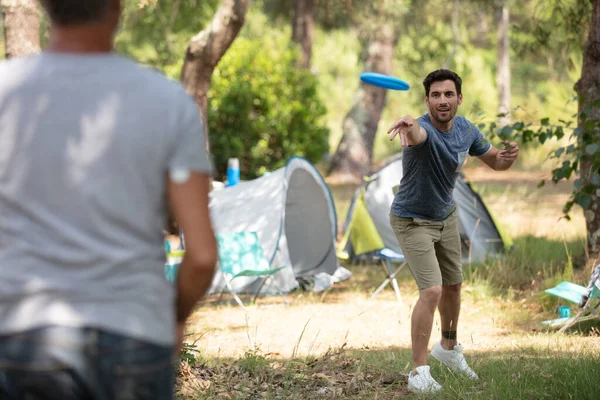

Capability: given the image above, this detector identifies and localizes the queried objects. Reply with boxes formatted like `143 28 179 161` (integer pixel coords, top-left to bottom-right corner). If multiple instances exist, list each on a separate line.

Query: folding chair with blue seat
338 184 407 304
542 267 600 332
370 248 406 304
216 231 287 309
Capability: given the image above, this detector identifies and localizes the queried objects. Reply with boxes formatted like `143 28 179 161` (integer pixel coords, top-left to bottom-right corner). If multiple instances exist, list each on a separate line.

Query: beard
430 107 456 124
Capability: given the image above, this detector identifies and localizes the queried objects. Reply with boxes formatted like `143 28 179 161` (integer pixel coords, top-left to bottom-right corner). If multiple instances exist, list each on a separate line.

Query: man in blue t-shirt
387 69 519 393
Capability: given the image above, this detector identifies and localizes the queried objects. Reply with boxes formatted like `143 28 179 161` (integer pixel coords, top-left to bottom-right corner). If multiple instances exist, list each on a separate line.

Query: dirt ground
187 275 598 363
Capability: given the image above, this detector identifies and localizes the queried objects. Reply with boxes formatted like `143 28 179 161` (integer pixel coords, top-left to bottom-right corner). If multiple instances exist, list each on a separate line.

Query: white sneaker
431 341 479 379
407 365 442 393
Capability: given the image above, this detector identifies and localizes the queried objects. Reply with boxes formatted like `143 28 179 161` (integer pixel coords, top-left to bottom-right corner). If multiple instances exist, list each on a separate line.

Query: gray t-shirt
391 114 491 221
0 53 212 345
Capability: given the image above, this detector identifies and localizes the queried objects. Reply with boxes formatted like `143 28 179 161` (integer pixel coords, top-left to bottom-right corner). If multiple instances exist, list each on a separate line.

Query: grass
177 330 600 399
177 166 599 399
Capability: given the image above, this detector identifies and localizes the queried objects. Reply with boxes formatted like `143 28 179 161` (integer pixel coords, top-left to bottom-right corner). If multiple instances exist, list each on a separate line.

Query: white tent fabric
208 157 339 294
345 154 506 263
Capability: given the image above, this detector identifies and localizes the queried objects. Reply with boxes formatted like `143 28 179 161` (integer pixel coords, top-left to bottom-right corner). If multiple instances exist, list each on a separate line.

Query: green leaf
583 119 598 130
554 168 566 181
586 143 599 155
555 147 565 157
575 193 592 209
583 184 596 195
537 180 546 189
563 200 574 216
565 167 574 180
541 118 550 126
522 129 535 143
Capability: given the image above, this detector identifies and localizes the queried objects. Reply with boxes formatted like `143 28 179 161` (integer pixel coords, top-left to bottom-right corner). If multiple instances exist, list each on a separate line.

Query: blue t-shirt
391 114 491 220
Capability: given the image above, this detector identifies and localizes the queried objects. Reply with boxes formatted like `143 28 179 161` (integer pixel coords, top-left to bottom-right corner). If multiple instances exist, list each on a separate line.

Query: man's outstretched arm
387 116 427 147
167 172 217 325
478 142 519 171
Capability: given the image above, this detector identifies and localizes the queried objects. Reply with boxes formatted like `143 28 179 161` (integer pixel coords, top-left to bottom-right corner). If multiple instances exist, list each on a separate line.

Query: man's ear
458 94 463 105
424 95 429 108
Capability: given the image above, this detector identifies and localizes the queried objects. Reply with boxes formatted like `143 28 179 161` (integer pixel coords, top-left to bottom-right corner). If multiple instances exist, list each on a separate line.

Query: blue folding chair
370 248 406 304
216 232 287 309
542 280 600 332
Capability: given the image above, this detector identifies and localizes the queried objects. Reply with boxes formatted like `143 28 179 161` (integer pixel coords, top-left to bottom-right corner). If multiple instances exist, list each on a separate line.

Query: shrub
207 36 330 180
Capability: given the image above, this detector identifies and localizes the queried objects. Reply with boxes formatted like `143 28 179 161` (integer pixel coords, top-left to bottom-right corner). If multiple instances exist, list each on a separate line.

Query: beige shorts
389 209 463 290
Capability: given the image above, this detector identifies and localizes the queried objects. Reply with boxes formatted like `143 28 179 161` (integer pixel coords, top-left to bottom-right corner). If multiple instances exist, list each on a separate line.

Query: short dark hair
40 0 110 26
423 69 462 97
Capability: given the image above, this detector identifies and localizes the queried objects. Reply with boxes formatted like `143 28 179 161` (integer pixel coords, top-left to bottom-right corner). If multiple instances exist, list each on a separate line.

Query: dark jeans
0 326 175 400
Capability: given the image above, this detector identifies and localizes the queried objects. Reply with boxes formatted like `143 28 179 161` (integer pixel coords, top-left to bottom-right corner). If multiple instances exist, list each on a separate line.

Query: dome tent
208 157 340 294
339 154 510 264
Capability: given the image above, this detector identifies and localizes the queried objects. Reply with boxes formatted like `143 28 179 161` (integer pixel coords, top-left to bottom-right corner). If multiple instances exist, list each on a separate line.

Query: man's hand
479 141 519 171
498 142 519 163
387 116 427 146
388 116 414 146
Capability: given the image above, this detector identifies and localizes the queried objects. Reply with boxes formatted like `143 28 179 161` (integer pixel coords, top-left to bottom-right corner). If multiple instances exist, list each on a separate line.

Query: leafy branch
477 97 600 219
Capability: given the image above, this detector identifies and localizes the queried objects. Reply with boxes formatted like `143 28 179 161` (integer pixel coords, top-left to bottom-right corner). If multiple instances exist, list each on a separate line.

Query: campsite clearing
177 166 597 399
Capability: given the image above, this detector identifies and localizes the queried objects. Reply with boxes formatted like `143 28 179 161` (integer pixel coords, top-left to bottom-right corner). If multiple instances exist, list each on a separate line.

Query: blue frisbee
360 72 410 91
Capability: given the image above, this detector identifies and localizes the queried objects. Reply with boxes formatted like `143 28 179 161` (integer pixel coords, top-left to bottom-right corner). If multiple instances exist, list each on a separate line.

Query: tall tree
328 23 399 183
486 0 599 259
576 0 600 257
443 0 462 69
291 0 314 69
180 0 251 129
167 0 249 234
1 0 40 58
496 3 511 126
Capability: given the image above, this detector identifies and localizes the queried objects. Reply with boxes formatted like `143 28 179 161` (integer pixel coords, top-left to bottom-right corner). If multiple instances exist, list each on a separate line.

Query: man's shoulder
0 54 39 75
123 61 195 110
454 116 477 130
417 113 430 124
417 113 435 131
453 115 471 126
131 63 188 96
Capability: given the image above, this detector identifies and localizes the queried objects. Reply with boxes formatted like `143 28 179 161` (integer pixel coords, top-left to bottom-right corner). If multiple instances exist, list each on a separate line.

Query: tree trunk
291 0 314 69
168 0 249 235
180 0 250 129
327 24 399 184
1 0 40 58
443 0 461 69
496 4 511 126
575 0 600 259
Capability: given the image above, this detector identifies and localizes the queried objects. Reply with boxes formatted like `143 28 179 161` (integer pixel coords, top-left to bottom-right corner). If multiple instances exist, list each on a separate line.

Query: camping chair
164 249 184 283
216 231 288 309
370 248 407 304
542 269 600 332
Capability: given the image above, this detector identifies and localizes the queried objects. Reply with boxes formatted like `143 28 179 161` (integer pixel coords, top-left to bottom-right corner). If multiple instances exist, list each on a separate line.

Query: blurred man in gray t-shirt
0 0 217 397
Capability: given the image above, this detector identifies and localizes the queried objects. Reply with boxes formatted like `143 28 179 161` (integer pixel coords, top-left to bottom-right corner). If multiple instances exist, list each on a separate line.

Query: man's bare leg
411 285 442 372
438 283 461 349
